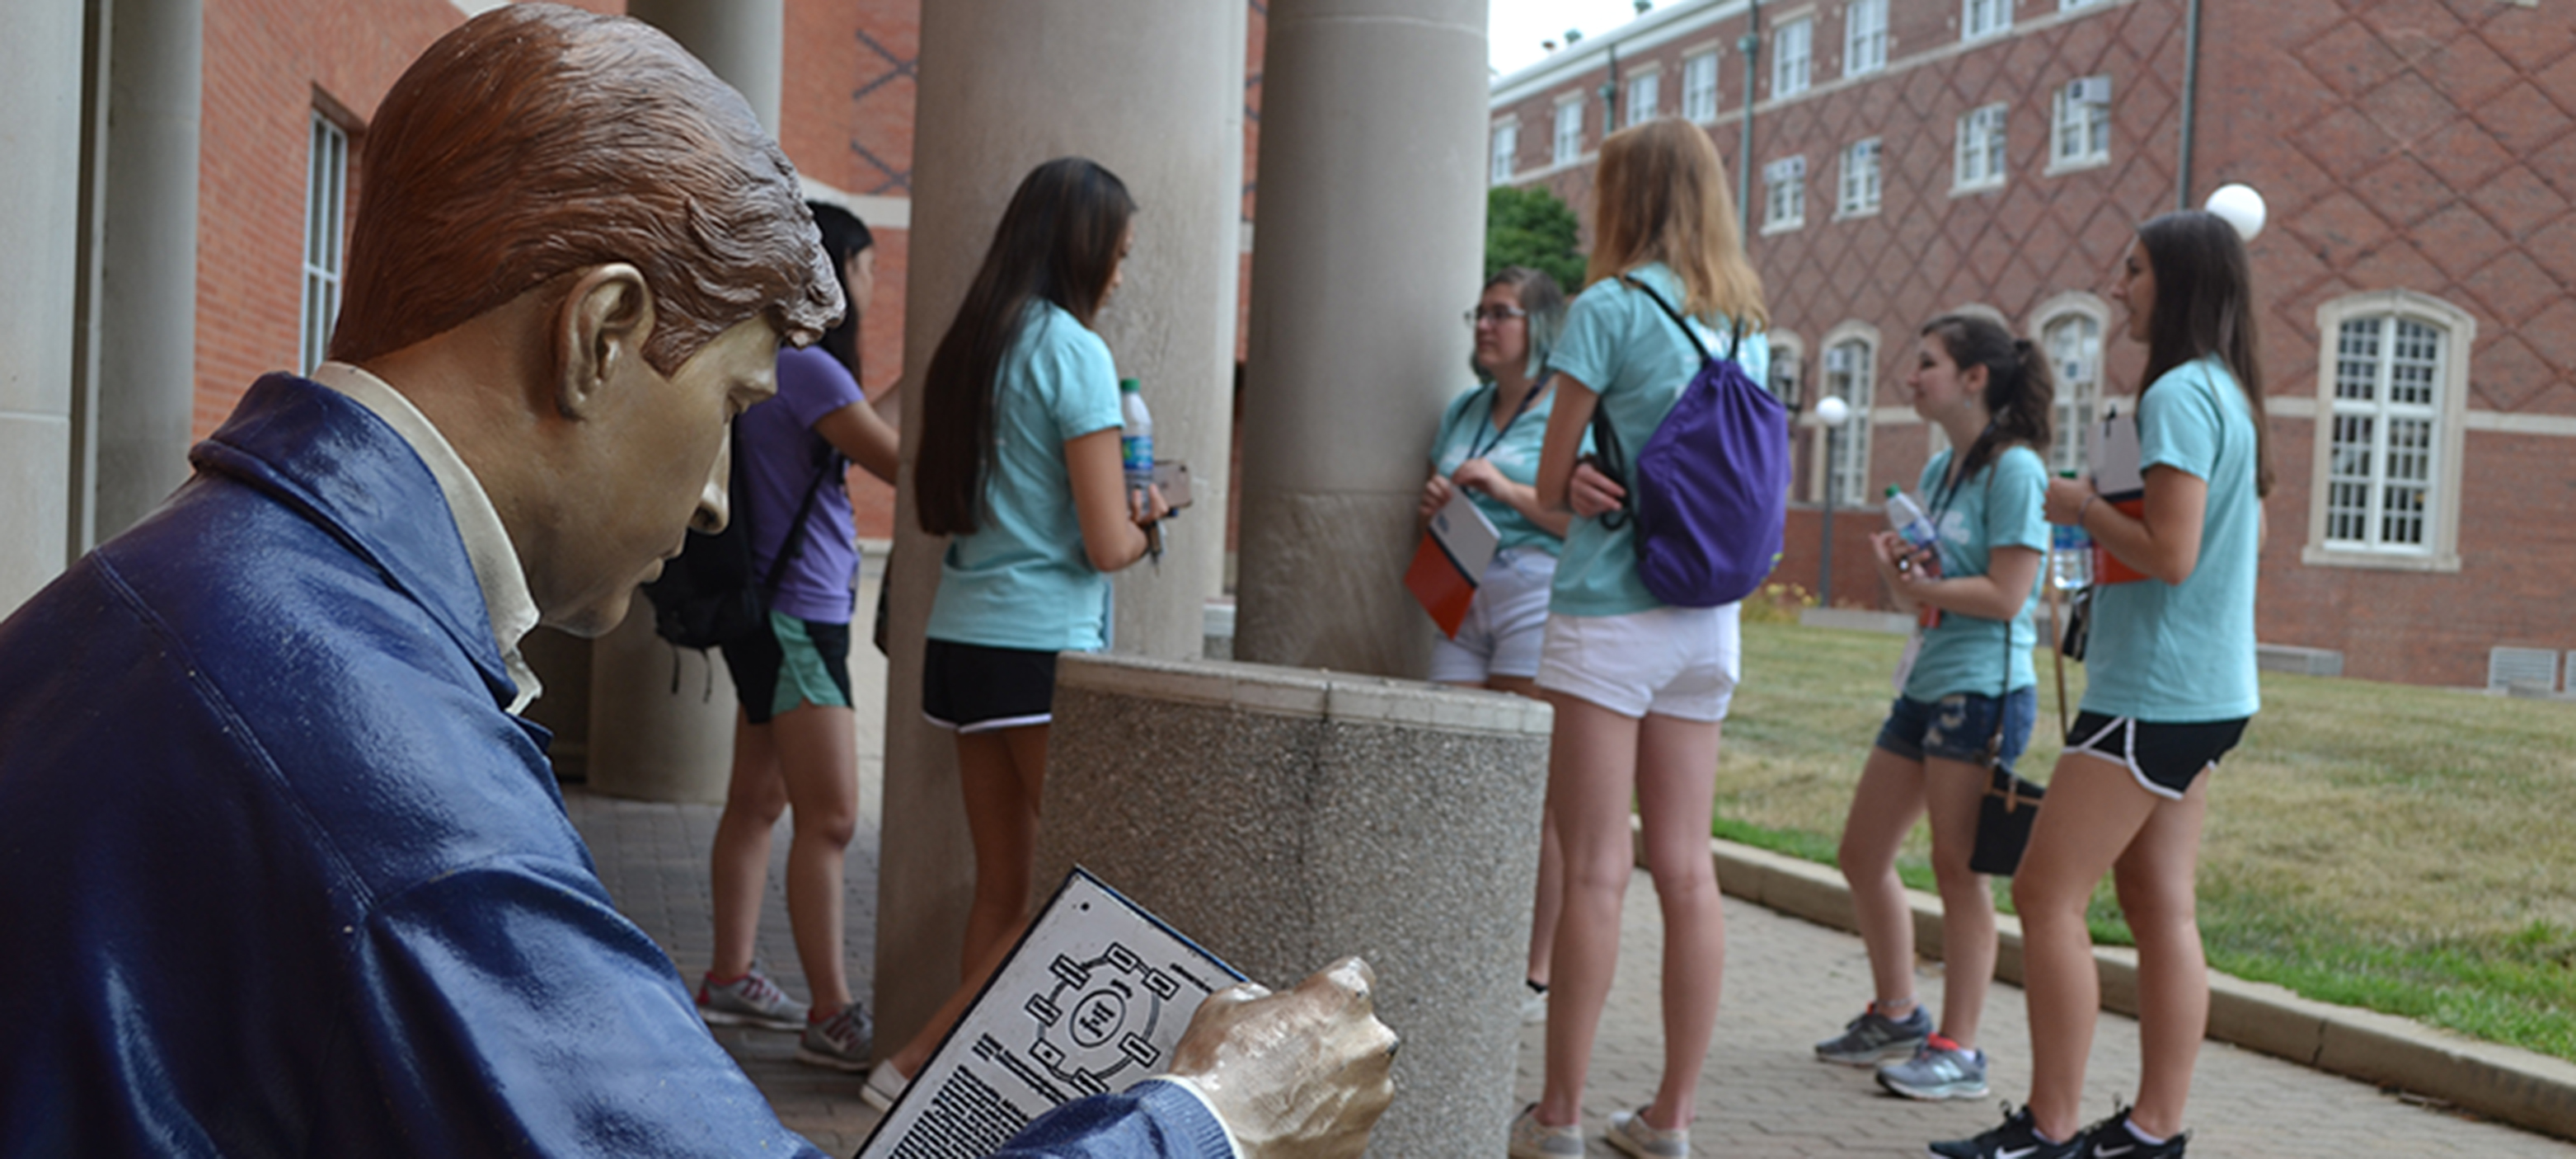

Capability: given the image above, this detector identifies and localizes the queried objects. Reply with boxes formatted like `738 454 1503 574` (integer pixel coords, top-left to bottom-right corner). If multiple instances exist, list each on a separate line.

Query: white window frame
2303 290 2474 572
1845 0 1889 76
1491 120 1518 185
1773 16 1814 98
1682 49 1721 122
1964 0 2013 40
2030 293 2110 475
299 111 350 378
1837 138 1882 218
2048 76 2113 173
1954 102 2009 192
2061 0 2107 9
1626 67 1662 128
1768 331 1806 408
1817 324 1880 507
1553 96 1584 166
1763 155 1807 233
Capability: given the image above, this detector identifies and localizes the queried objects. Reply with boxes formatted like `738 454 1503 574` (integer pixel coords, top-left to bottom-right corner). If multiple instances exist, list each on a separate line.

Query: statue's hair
329 3 840 374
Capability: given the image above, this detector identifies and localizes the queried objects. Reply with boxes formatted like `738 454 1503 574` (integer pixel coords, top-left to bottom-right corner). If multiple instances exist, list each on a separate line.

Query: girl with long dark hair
1814 313 2053 1104
1934 211 2269 1159
866 157 1166 1109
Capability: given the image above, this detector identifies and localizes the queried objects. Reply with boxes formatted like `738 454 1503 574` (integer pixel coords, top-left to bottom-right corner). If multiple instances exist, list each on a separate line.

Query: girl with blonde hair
1509 117 1770 1159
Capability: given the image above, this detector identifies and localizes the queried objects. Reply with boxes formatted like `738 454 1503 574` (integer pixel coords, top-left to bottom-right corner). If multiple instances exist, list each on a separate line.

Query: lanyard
1927 423 1998 530
1466 374 1546 462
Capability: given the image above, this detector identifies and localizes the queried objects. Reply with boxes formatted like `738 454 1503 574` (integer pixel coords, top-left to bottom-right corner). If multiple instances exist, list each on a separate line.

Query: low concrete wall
1036 653 1552 1158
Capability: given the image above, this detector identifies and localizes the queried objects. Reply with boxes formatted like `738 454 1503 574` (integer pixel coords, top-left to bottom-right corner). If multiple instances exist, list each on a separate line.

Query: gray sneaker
1606 1105 1690 1157
1813 1002 1931 1066
1507 1104 1583 1158
696 964 807 1031
1876 1035 1990 1100
795 1002 874 1072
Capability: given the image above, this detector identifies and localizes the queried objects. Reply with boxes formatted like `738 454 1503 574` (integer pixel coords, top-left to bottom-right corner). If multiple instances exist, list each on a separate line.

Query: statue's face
547 314 781 636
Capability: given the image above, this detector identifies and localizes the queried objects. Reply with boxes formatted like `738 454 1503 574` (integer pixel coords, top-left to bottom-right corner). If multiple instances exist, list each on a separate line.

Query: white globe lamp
2205 183 2267 242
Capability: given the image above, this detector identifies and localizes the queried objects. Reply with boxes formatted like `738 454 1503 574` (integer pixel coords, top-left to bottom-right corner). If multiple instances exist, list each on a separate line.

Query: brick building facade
1491 0 2576 688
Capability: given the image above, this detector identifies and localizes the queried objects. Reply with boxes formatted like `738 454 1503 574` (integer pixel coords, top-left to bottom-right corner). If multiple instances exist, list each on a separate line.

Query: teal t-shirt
1546 262 1771 617
2081 355 2264 721
1429 382 1569 557
926 300 1125 651
1902 445 2048 700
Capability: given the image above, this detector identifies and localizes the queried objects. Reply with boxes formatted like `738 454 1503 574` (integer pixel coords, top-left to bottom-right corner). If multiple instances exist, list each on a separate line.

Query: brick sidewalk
565 787 2574 1157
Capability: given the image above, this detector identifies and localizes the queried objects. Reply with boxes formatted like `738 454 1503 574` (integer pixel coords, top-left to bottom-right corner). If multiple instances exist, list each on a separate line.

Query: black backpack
641 426 843 651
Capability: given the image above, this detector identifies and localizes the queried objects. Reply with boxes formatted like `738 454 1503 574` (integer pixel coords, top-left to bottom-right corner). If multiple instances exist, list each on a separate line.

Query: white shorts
1536 603 1743 722
1429 547 1556 683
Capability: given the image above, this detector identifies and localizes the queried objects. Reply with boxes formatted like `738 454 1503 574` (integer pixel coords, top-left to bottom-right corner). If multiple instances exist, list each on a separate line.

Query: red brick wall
2203 0 2576 684
193 0 472 439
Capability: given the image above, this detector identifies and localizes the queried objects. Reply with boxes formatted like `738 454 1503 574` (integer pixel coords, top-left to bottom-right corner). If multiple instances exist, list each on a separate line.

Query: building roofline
1490 0 1749 106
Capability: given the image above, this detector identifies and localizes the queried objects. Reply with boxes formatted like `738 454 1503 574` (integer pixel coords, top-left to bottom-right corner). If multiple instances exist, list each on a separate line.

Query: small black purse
1968 623 2044 876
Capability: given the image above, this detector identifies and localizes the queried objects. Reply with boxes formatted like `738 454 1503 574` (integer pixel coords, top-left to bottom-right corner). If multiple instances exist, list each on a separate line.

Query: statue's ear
556 263 655 419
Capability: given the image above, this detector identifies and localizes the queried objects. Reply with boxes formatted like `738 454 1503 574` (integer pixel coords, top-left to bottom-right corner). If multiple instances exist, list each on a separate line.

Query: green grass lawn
1715 618 2576 1063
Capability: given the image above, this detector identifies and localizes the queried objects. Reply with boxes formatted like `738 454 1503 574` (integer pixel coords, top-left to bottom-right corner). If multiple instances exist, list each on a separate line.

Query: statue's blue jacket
0 375 1227 1159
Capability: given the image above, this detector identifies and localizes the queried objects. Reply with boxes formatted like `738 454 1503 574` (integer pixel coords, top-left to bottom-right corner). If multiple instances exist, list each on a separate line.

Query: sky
1490 0 1666 79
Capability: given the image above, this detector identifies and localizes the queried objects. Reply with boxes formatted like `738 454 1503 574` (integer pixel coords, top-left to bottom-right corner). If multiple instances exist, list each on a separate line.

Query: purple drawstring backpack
1586 276 1792 608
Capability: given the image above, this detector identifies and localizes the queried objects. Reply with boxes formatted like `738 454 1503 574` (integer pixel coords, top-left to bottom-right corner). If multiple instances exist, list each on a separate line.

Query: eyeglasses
1465 305 1528 326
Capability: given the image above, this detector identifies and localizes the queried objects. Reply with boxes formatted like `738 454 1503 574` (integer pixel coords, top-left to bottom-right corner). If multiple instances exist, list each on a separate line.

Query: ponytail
1920 313 2055 479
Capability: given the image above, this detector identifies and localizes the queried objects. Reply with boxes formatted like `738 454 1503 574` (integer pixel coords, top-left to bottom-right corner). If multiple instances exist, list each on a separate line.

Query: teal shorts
720 610 853 724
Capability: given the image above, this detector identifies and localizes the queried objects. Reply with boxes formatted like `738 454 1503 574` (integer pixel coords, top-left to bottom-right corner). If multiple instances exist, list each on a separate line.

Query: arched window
1819 328 1877 507
2306 290 2473 571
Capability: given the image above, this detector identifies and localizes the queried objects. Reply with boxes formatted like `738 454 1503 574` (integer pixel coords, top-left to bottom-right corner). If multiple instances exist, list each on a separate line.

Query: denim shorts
1873 687 2039 772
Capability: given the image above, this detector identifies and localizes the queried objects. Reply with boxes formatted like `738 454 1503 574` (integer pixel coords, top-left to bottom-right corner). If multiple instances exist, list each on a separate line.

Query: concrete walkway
565 787 2574 1157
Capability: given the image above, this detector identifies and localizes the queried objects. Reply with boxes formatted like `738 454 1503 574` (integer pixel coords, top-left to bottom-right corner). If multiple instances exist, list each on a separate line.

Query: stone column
583 0 786 802
1234 0 1490 676
878 0 1246 1050
0 0 87 612
87 0 204 544
626 0 782 133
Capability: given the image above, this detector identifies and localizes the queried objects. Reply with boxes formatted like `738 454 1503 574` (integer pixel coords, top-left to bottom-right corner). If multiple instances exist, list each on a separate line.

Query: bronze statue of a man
0 7 1389 1156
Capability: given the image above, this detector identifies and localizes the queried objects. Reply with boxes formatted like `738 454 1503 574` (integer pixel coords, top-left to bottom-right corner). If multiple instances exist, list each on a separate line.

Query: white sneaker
860 1058 910 1112
1508 1104 1584 1158
1606 1105 1690 1157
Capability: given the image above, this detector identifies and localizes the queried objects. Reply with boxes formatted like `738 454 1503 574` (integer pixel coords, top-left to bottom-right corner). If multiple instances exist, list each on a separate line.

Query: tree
1485 185 1586 293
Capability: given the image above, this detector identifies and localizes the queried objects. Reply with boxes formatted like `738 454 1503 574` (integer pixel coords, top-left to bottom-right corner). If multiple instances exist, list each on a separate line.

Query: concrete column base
1035 653 1551 1157
584 600 735 804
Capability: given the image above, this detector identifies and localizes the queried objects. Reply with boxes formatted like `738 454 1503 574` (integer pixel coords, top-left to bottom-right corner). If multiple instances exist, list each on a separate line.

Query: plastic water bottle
1884 486 1936 552
1119 378 1153 495
2051 470 2094 590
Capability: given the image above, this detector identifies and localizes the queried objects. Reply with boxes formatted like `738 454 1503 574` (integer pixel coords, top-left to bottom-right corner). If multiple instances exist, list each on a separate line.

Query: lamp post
1813 394 1853 606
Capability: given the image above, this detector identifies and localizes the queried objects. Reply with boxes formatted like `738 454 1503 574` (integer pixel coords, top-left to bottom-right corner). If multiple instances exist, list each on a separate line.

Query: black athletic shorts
920 638 1059 734
2062 711 2249 800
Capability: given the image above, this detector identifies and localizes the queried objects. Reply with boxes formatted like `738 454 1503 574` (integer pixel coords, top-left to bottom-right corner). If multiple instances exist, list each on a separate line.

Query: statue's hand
1167 957 1397 1159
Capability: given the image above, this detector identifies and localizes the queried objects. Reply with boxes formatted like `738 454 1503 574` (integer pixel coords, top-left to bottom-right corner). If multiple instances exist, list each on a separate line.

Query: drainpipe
1736 0 1762 236
2176 0 2202 210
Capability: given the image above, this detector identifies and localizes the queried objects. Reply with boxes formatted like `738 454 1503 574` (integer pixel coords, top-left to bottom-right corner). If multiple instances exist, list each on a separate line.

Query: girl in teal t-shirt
884 157 1170 1102
1936 211 2273 1159
1510 119 1771 1159
1818 313 2053 1105
1419 265 1571 1021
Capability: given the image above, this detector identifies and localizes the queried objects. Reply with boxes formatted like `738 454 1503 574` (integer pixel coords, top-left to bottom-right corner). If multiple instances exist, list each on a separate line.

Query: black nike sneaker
2075 1106 2189 1159
1928 1103 2083 1159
